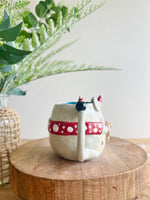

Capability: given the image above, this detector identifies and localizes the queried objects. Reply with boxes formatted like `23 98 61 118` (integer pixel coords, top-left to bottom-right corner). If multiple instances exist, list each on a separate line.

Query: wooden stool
10 137 148 200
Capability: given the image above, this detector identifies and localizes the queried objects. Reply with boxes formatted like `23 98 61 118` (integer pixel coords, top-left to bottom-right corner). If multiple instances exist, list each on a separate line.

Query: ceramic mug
48 96 112 162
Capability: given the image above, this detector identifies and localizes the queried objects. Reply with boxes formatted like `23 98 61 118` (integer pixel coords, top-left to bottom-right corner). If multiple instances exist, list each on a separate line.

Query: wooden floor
0 138 150 200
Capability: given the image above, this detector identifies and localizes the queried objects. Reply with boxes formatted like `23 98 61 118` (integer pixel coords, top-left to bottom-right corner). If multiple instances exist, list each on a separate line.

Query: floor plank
0 184 20 200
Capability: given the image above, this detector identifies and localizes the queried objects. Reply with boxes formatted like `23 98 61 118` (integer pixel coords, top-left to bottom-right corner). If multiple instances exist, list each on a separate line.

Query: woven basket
0 107 21 185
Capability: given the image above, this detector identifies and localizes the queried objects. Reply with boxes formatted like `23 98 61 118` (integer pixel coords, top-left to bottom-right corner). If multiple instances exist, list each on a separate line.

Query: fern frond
17 38 78 84
82 1 106 20
8 59 119 92
32 30 40 48
20 32 62 68
0 1 9 23
20 0 105 77
40 24 48 44
9 0 30 26
33 61 119 80
79 0 92 9
72 0 106 24
39 60 118 77
35 38 78 68
48 19 55 36
10 0 30 10
22 38 33 51
11 10 29 23
56 10 63 29
28 61 118 82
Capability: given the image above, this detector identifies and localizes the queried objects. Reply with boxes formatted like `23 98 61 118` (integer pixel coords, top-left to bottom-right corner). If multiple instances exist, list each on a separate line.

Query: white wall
9 0 150 139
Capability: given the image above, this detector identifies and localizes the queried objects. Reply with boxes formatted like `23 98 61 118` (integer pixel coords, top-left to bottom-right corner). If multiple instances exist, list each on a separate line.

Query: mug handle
105 121 112 143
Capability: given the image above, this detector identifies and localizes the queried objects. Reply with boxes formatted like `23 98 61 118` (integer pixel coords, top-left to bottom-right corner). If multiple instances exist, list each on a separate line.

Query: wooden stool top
10 137 147 180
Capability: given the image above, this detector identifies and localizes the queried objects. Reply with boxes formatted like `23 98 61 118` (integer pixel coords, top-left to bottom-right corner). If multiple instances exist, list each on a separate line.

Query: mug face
48 100 106 161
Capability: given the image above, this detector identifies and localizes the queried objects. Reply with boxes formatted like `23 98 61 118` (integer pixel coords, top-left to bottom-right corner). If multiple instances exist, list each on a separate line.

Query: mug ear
97 95 103 103
92 96 102 111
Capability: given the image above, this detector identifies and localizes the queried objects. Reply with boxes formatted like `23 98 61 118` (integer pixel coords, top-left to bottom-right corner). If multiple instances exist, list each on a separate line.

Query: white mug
48 96 112 162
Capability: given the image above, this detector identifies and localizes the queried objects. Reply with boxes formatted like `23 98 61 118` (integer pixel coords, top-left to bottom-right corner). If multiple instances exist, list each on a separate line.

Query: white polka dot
89 131 91 133
74 125 77 128
67 127 73 132
61 131 64 133
76 130 78 133
89 125 91 129
94 128 98 133
98 124 103 128
53 124 59 132
62 126 65 129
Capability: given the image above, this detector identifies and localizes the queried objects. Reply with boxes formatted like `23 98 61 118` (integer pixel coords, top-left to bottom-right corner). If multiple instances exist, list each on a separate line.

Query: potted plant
0 0 117 185
0 9 32 185
0 0 116 97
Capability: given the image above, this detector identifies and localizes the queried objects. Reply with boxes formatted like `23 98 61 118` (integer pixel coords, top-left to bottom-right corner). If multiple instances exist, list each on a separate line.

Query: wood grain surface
9 137 148 200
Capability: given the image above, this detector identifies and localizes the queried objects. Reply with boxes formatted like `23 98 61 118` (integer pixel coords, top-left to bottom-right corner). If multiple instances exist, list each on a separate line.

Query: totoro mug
48 96 112 162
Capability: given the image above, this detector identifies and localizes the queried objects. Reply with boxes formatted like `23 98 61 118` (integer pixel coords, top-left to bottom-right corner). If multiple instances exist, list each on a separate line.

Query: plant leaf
3 44 31 56
35 1 48 18
0 65 13 72
61 6 68 21
0 10 11 30
8 87 26 96
0 22 22 41
0 47 31 65
0 48 13 64
19 30 32 39
23 12 38 28
45 0 54 5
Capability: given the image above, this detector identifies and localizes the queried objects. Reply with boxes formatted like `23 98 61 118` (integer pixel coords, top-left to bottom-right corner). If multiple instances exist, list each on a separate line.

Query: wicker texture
0 107 21 185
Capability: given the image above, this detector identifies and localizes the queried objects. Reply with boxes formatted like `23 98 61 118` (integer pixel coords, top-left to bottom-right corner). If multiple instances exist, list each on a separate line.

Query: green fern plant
0 10 31 95
0 0 118 96
0 0 30 25
0 0 9 23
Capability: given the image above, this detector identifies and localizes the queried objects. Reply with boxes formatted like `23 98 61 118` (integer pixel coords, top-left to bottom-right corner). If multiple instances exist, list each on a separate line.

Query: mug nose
76 101 86 111
76 96 86 111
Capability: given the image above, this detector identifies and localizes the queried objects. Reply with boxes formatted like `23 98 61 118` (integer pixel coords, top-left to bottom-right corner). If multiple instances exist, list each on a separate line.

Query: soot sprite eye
75 96 86 111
